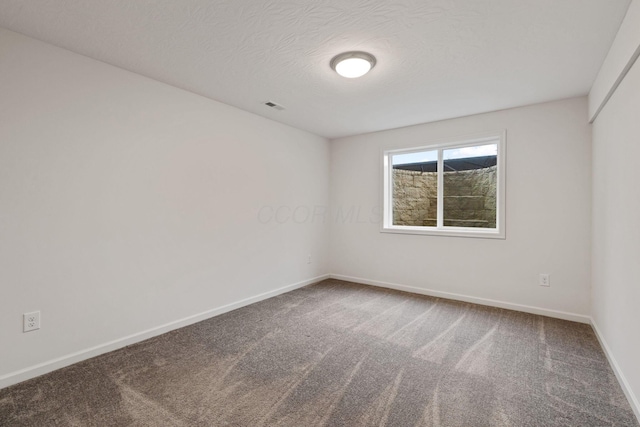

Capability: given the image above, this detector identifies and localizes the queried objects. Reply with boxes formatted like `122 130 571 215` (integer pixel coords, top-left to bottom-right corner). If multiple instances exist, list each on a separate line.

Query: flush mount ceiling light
330 51 376 78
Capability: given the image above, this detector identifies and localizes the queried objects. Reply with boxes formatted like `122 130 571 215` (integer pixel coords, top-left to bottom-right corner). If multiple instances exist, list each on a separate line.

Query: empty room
1 0 639 425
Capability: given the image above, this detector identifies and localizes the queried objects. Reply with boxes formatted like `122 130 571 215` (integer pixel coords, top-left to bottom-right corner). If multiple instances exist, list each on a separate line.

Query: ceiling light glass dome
330 51 376 78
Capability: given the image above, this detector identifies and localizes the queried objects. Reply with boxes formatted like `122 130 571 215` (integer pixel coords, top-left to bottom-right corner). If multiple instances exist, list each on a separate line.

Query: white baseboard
0 274 329 390
329 274 591 324
4 273 637 425
590 318 640 423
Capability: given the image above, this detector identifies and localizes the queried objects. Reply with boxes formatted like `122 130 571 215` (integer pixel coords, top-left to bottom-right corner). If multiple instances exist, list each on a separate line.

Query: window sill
381 225 505 239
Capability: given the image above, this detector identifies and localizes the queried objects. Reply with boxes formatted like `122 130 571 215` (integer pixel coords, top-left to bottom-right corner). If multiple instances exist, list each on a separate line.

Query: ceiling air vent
264 101 285 111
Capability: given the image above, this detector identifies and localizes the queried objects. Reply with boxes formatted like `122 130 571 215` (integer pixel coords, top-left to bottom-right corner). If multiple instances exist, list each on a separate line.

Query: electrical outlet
23 311 40 332
539 274 550 287
307 254 312 264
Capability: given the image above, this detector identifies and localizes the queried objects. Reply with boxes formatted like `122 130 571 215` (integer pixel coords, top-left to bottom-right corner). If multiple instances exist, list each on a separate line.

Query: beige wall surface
0 29 330 384
591 42 640 420
330 97 592 316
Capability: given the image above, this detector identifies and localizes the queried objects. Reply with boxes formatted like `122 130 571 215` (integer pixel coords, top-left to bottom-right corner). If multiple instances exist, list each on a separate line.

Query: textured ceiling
0 0 631 138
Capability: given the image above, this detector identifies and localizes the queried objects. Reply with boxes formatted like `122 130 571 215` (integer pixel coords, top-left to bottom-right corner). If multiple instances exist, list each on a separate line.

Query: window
382 131 505 238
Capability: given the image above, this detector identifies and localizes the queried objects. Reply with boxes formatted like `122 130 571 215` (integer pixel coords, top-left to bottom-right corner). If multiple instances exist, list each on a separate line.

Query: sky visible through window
392 143 497 165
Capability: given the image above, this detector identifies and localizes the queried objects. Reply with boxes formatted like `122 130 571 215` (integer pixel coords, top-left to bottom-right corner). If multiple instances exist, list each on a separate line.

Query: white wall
591 1 640 416
589 0 640 121
0 29 330 386
329 97 592 319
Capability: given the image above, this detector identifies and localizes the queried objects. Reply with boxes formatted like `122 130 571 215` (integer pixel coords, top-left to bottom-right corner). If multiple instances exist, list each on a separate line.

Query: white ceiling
0 0 631 138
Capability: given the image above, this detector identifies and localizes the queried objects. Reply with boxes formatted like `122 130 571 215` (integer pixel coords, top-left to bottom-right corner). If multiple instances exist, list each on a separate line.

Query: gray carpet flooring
1 279 638 426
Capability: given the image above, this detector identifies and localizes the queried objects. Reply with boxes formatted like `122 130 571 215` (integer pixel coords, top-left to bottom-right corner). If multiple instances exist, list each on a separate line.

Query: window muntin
382 132 505 238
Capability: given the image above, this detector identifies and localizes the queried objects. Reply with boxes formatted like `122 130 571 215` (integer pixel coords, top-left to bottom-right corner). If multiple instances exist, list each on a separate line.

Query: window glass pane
443 143 498 228
392 150 437 166
392 150 438 226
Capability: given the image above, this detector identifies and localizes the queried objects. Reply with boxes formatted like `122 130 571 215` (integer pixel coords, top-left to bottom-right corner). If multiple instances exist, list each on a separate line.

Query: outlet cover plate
23 311 40 332
539 274 550 287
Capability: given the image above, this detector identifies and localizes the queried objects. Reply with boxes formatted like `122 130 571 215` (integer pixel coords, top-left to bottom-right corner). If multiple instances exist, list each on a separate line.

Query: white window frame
382 130 506 239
